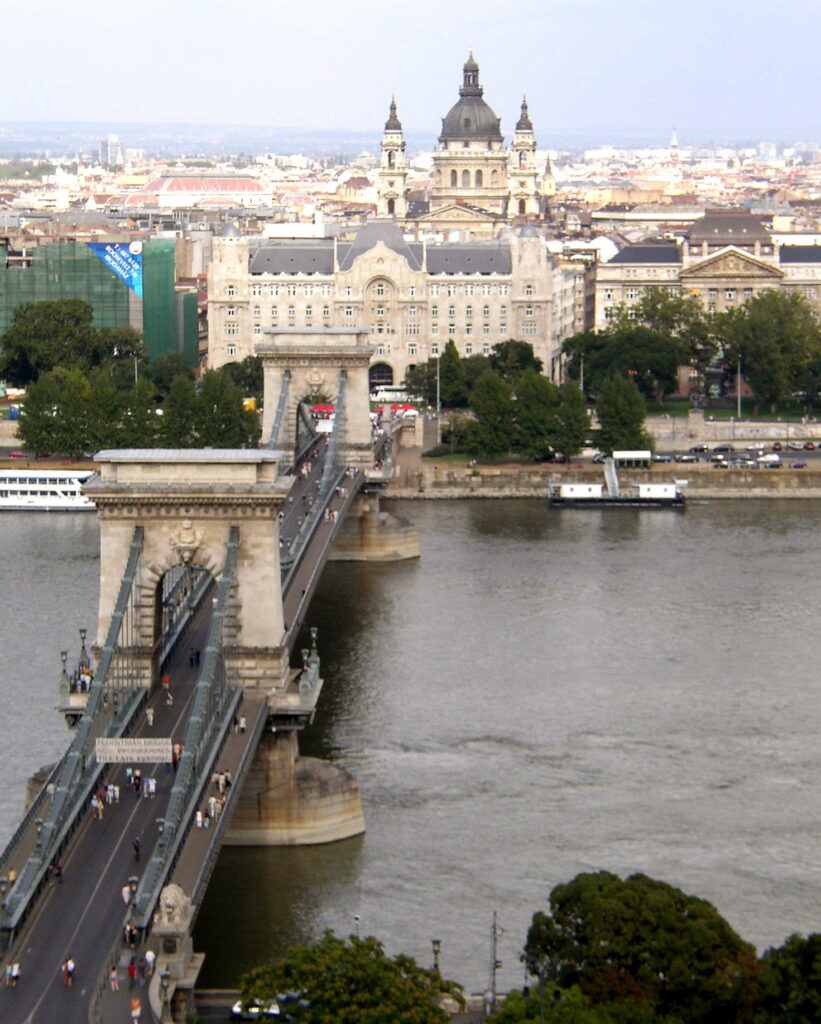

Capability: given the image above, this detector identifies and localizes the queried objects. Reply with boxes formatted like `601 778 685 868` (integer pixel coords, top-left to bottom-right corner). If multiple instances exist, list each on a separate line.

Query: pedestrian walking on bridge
131 995 142 1022
61 956 75 986
132 837 140 861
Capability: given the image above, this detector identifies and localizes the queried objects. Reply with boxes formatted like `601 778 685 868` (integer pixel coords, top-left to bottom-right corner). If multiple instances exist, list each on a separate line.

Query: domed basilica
377 54 550 238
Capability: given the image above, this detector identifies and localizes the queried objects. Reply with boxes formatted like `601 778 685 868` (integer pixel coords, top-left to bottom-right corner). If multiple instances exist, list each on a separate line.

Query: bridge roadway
0 439 367 1022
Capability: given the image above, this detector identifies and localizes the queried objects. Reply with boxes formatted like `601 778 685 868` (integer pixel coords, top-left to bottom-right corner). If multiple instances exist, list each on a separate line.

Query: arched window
518 200 526 215
450 170 457 187
388 151 395 168
369 363 394 388
387 198 395 215
491 170 499 185
519 151 526 168
462 169 470 187
475 170 483 187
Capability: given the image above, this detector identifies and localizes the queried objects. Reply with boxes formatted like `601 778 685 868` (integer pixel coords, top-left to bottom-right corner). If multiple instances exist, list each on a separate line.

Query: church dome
439 55 502 144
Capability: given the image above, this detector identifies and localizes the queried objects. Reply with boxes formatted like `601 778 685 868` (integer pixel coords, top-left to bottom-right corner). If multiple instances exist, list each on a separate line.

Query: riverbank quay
386 460 821 500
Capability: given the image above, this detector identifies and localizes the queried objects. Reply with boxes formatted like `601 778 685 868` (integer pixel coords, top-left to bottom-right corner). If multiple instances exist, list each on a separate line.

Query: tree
490 340 543 382
524 871 759 1024
219 355 264 402
595 375 652 454
0 299 98 385
468 369 514 457
554 381 590 459
17 367 93 455
439 340 468 407
148 351 195 398
718 290 821 413
161 375 199 446
755 933 821 1024
513 369 559 460
403 360 438 406
240 931 458 1024
120 378 160 447
197 370 260 448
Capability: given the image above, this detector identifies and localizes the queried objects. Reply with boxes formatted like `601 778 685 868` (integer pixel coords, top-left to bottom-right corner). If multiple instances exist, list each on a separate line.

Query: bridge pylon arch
87 449 292 693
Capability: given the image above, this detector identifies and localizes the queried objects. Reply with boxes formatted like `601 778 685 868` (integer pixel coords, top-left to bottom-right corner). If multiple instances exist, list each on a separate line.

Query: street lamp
160 967 171 1019
431 938 441 972
435 353 441 443
353 914 360 937
128 876 138 902
35 819 44 847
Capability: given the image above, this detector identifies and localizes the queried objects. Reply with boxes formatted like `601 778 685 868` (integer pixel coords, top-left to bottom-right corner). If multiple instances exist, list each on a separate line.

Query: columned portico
87 449 292 694
257 327 374 469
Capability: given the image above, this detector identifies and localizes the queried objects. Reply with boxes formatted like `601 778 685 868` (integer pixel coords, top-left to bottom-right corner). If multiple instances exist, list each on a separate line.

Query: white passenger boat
0 469 96 511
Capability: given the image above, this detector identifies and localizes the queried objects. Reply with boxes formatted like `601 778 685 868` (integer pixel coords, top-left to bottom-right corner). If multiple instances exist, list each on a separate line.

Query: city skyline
6 0 821 142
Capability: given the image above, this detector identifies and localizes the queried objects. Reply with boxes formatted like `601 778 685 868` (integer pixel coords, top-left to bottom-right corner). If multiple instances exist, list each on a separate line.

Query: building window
465 284 474 296
744 288 754 299
447 284 458 297
465 305 473 318
448 305 456 317
344 286 353 297
604 306 614 320
625 288 639 300
499 322 507 334
376 305 386 317
253 325 261 336
344 306 353 318
430 284 440 296
462 169 470 187
252 305 260 317
305 305 313 319
251 284 262 297
500 305 507 317
431 324 439 335
499 284 509 296
408 306 418 317
409 285 417 297
227 285 236 297
271 307 278 320
431 343 440 355
304 284 314 296
524 284 534 296
225 324 238 336
226 306 236 318
322 305 330 318
450 170 457 187
286 284 297 297
269 284 278 297
482 305 490 318
482 343 490 355
603 288 614 301
408 343 417 355
288 306 295 318
406 324 420 335
376 344 386 356
431 305 438 318
482 324 490 335
482 283 492 296
465 324 473 335
321 284 331 297
465 342 473 354
448 323 456 335
523 325 537 335
227 343 237 357
524 305 533 317
375 282 386 296
474 170 483 187
724 288 736 300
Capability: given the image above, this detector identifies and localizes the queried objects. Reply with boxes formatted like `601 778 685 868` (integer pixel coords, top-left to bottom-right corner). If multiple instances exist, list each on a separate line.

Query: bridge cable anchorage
2 527 147 940
131 525 241 932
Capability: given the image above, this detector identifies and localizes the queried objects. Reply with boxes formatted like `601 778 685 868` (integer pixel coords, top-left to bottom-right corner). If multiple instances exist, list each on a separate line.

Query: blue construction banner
87 241 143 297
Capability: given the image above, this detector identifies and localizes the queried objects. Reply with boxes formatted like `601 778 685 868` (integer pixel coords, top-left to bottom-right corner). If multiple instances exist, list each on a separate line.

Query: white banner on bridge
95 738 173 764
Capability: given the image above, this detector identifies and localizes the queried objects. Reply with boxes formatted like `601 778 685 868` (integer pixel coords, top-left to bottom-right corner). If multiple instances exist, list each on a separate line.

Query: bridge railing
267 368 291 456
131 526 242 932
1 526 148 942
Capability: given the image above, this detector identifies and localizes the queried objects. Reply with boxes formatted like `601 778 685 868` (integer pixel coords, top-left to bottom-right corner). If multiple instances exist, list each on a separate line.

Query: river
1 500 820 995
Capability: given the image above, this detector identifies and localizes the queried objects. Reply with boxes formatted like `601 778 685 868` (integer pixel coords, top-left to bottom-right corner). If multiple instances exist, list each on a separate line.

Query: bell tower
377 98 408 219
510 96 539 217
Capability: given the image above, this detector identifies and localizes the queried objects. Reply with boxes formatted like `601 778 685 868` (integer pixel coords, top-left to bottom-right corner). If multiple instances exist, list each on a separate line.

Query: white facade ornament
171 518 203 565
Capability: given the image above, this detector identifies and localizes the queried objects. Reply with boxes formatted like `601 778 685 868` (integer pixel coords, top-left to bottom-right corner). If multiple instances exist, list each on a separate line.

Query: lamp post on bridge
160 967 171 1021
78 628 90 673
431 937 441 973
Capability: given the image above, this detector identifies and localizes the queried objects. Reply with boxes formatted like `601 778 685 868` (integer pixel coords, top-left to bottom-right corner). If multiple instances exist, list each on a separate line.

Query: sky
6 0 821 143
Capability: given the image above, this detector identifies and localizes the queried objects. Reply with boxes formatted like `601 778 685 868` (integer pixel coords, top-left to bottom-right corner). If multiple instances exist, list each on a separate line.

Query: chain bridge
0 328 418 1023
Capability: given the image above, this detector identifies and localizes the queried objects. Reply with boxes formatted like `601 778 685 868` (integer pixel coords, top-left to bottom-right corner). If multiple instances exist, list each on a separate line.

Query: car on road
758 453 782 466
652 453 673 463
689 444 708 453
790 461 808 469
772 442 783 451
8 451 29 459
231 998 280 1020
788 441 806 451
803 441 815 450
745 442 765 452
674 453 698 463
713 443 735 453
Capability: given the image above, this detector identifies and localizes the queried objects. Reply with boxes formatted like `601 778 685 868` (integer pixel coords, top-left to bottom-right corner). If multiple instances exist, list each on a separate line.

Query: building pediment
413 202 501 224
682 246 783 281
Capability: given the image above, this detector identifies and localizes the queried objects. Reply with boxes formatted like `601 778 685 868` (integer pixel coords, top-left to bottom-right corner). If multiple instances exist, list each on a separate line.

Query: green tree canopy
594 374 652 453
17 367 94 456
524 871 758 1024
755 933 821 1024
240 931 458 1024
513 369 559 460
0 300 98 385
197 370 260 447
219 355 264 402
468 369 514 457
439 340 468 407
148 351 196 398
717 289 821 413
161 374 200 447
490 340 543 382
554 381 590 459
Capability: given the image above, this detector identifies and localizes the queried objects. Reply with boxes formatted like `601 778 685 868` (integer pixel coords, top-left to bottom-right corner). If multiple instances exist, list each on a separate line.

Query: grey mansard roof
608 244 682 264
779 246 821 263
336 220 422 271
426 243 511 273
250 239 335 275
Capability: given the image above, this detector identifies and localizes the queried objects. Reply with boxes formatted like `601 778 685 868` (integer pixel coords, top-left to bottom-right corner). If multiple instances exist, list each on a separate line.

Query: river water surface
1 500 820 995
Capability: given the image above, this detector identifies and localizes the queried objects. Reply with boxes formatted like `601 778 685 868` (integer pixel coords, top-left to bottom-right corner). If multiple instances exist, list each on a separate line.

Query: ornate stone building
595 210 821 329
207 220 580 387
378 55 546 239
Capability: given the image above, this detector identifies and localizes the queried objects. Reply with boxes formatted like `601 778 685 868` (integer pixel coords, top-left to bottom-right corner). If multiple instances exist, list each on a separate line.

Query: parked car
758 453 782 466
689 444 708 453
8 450 29 459
713 443 735 453
745 442 765 452
790 461 808 469
772 442 783 452
675 453 698 463
788 441 806 451
652 453 673 463
803 441 815 450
